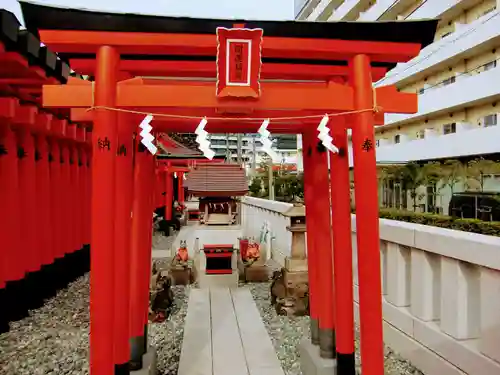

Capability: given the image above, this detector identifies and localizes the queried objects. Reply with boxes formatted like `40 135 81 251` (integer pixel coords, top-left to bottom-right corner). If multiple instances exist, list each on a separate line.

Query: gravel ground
0 269 189 375
0 256 419 375
149 284 190 375
248 281 423 375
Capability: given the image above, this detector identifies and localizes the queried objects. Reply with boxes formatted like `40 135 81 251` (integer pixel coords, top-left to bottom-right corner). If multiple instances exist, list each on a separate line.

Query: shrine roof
0 9 70 84
20 2 436 48
157 133 202 158
20 2 437 72
185 163 248 197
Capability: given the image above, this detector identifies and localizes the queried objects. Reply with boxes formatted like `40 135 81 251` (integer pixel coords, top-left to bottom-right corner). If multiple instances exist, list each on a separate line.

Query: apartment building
297 0 500 213
208 134 298 170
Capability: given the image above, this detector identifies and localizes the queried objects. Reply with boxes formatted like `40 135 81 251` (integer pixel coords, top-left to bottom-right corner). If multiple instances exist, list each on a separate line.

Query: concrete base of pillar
299 338 337 375
131 346 157 375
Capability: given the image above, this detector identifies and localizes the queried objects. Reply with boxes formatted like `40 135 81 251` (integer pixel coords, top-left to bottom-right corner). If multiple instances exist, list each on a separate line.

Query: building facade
208 134 298 172
298 0 500 214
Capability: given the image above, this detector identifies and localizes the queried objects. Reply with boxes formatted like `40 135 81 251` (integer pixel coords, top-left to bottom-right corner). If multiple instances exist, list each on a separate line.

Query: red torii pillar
329 118 355 375
16 124 38 303
72 127 86 274
350 55 384 375
309 132 336 359
165 167 173 221
34 132 52 298
49 137 63 283
90 45 119 375
301 131 320 345
60 140 72 260
177 172 185 203
130 139 155 370
0 125 23 322
114 113 134 374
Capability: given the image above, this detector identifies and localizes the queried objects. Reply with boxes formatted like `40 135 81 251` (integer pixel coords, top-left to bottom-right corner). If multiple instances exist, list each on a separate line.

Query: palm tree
400 162 425 211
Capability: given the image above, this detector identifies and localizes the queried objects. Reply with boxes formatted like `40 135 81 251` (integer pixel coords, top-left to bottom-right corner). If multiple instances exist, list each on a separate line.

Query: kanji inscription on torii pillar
215 27 264 98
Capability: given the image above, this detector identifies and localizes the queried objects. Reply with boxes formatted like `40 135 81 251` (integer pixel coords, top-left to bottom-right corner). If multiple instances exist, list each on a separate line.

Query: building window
441 76 456 86
443 123 456 134
394 134 400 144
484 60 497 71
416 130 425 139
484 114 498 127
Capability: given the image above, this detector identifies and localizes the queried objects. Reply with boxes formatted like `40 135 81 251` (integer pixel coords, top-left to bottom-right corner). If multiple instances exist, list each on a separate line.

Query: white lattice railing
241 197 500 375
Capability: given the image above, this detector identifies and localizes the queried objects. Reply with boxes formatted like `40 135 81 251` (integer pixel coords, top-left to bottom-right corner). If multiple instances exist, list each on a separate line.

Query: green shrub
377 208 500 237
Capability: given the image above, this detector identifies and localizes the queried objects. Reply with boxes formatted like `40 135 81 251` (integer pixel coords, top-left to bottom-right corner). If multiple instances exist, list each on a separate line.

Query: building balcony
306 0 343 20
307 0 329 20
407 0 460 20
296 0 319 19
358 0 414 21
371 123 500 163
384 64 500 126
327 0 362 20
378 10 500 87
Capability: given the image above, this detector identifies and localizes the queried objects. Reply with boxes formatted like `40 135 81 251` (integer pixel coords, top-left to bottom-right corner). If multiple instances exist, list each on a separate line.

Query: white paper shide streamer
139 114 158 155
317 115 339 154
195 117 215 160
258 119 280 163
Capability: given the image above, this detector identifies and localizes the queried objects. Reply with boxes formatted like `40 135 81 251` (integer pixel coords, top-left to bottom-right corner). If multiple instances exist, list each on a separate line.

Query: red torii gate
155 133 225 221
20 3 437 375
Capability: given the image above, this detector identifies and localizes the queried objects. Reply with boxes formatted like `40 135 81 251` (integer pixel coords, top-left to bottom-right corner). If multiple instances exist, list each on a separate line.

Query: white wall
241 197 293 265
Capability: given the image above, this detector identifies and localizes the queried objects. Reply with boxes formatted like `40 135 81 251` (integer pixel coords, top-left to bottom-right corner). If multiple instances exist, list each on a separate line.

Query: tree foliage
441 159 465 194
466 157 500 191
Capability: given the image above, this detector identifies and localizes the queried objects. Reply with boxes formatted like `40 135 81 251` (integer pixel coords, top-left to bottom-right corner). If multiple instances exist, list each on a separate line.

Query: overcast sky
4 0 296 26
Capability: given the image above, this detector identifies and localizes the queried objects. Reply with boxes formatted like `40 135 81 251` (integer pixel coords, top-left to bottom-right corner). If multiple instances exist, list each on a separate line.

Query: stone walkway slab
178 287 285 375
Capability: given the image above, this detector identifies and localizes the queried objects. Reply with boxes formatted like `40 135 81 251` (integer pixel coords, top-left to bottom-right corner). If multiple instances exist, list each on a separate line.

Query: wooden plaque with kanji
216 27 263 98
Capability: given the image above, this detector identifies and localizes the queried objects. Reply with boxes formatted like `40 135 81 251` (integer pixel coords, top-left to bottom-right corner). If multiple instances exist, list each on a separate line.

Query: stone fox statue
154 206 181 234
150 270 174 322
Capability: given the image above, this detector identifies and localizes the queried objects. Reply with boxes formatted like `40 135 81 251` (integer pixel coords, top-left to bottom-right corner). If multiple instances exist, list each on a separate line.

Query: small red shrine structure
154 133 225 229
185 163 248 225
16 3 437 375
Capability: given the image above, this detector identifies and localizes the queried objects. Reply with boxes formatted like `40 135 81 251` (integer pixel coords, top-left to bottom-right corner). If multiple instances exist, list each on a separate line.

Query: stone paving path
178 287 285 375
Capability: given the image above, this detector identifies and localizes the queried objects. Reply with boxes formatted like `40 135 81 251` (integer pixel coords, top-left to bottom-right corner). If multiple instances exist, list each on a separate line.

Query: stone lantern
284 204 308 276
269 203 309 317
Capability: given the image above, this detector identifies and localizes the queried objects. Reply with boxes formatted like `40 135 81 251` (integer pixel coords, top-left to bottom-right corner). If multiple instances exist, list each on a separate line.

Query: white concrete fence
241 196 500 375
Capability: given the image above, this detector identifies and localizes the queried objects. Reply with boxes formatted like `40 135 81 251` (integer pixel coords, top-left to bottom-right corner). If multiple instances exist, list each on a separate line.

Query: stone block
283 269 308 287
285 258 307 272
299 338 336 375
170 268 191 286
237 258 246 282
245 265 270 282
199 272 239 289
